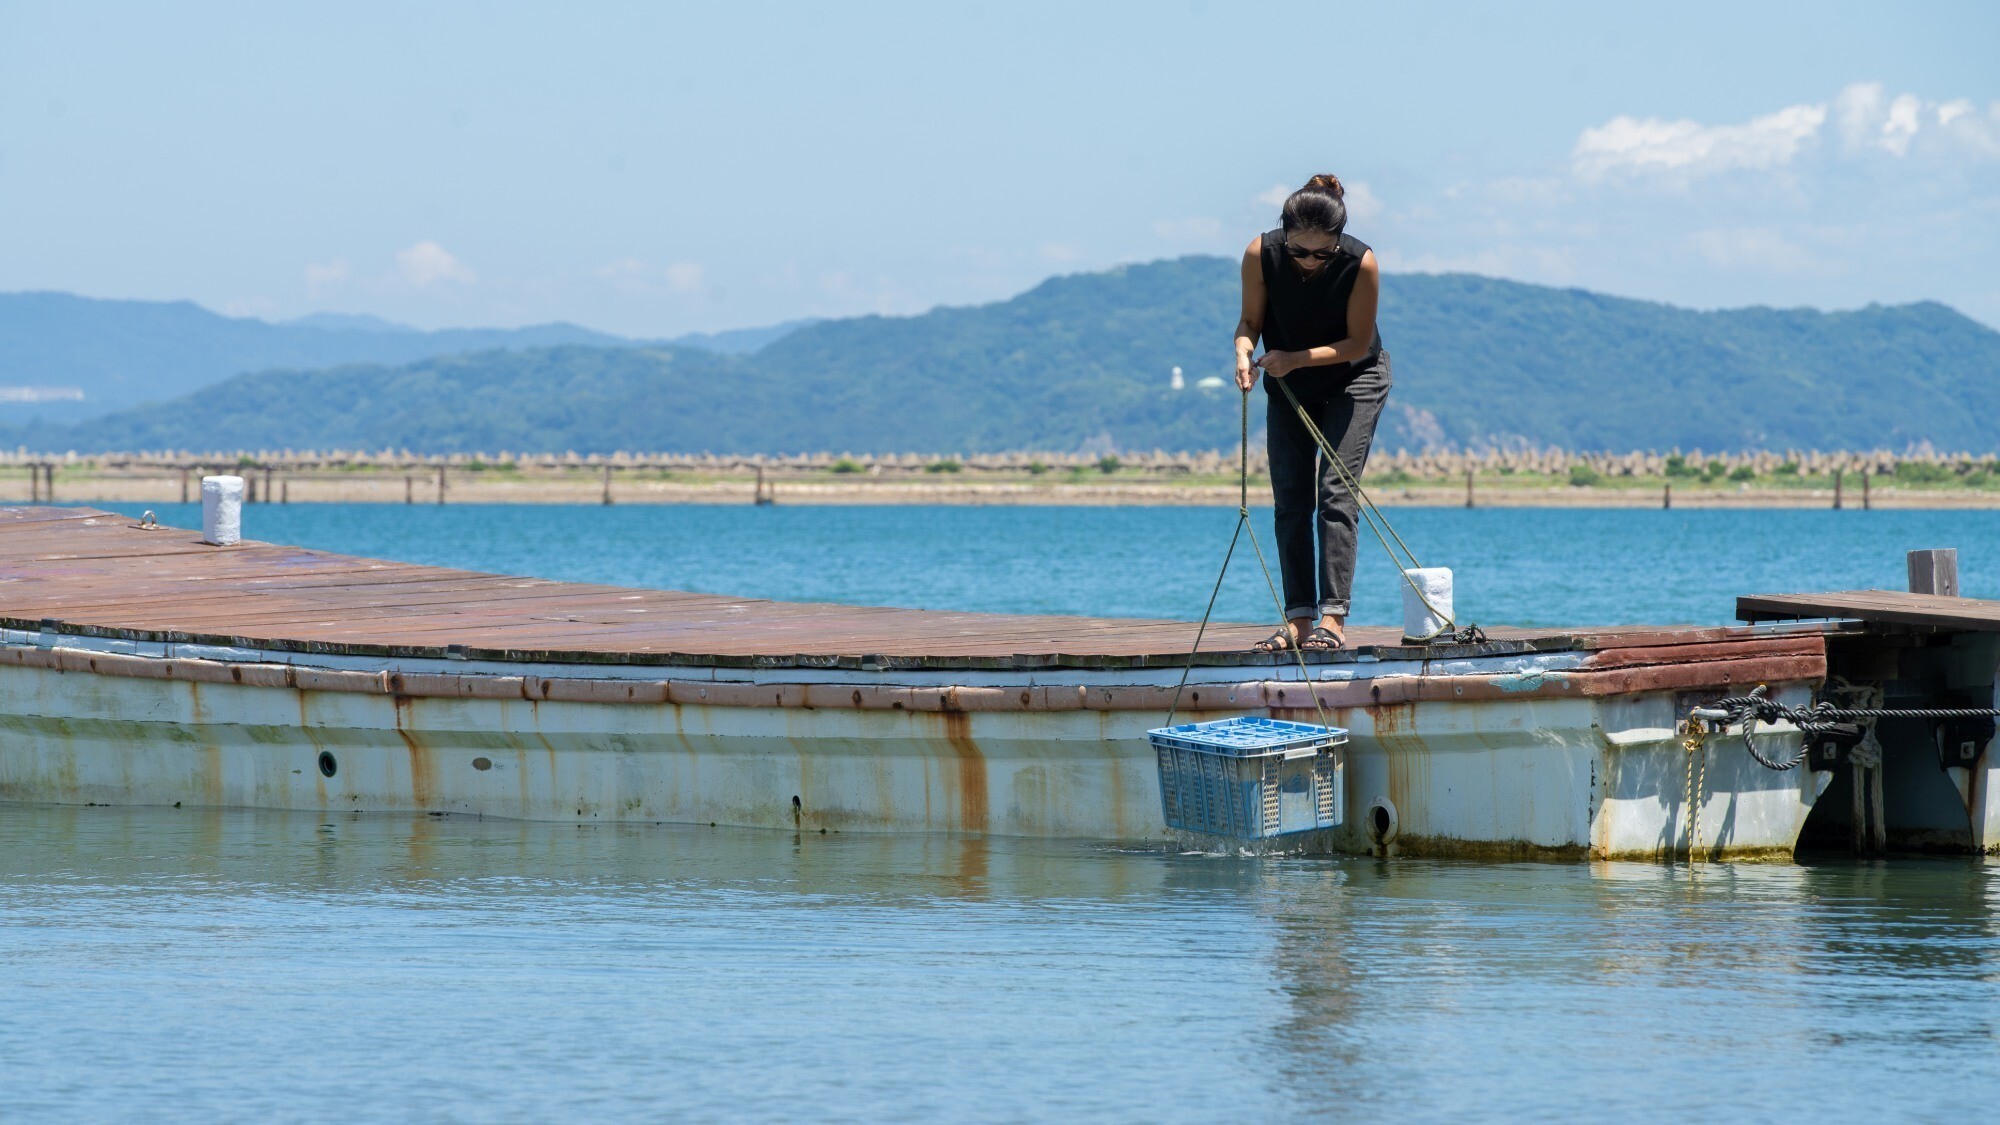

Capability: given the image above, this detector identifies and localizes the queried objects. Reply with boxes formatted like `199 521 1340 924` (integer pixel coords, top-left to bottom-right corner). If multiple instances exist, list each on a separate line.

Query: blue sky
2 1 1996 335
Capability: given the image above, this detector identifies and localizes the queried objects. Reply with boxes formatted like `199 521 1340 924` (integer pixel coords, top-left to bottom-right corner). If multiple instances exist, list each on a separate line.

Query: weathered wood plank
0 507 1795 667
1737 589 2000 630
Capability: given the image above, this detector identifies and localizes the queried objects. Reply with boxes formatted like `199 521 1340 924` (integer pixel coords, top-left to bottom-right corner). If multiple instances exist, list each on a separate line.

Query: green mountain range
9 259 1999 453
0 291 632 426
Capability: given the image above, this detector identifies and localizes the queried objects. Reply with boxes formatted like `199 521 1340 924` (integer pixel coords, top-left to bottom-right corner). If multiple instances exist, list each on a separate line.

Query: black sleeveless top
1258 228 1384 399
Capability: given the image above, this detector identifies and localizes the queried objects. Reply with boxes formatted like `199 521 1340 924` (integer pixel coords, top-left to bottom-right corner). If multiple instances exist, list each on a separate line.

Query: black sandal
1299 625 1346 651
1251 628 1296 653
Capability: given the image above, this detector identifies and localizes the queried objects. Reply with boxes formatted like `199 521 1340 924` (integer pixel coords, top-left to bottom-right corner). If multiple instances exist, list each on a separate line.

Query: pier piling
1907 548 1960 597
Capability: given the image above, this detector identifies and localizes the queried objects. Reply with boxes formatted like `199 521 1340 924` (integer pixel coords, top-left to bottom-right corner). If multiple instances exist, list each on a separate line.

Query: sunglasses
1284 241 1339 262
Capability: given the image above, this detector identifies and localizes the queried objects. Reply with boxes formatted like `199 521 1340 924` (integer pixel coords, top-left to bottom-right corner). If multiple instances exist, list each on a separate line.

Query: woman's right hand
1235 351 1258 391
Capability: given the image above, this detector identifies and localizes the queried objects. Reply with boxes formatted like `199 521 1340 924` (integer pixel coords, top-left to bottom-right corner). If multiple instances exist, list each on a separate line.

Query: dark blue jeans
1266 353 1392 620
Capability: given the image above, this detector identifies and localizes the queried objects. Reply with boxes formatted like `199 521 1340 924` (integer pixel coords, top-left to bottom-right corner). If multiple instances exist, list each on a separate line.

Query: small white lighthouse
1170 366 1184 391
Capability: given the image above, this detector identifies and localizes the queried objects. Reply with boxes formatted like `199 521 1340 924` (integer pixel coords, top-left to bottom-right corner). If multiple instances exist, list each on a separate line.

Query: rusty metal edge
16 644 1826 713
7 613 1837 672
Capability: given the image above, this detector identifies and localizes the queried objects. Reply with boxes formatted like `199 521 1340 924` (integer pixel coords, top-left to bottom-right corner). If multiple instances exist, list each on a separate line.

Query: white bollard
1400 567 1454 642
201 475 245 546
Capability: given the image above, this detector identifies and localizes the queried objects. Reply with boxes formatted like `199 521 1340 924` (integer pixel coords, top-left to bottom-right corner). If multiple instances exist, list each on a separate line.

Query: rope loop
1694 683 2000 772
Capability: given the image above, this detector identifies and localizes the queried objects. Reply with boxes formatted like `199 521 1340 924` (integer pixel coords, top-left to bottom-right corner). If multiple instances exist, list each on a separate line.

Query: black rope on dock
1696 685 2000 771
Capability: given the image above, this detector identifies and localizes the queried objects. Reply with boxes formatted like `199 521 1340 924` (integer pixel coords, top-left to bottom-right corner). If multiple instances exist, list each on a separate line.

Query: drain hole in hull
317 751 338 778
1366 799 1399 845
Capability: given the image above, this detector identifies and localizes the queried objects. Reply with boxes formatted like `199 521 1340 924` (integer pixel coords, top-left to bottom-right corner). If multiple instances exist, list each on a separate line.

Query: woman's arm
1255 250 1380 379
1234 237 1265 391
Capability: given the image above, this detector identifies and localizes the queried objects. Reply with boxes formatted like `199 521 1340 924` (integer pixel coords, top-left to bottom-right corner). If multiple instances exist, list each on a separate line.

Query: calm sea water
5 503 1999 1119
75 501 2000 626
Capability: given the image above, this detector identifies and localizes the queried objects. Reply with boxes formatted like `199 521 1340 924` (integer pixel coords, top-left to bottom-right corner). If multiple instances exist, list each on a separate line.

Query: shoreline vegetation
14 448 2000 508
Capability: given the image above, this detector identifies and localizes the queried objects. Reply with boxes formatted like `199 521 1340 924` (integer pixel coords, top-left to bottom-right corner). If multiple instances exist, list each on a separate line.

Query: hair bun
1280 173 1350 234
1304 173 1345 200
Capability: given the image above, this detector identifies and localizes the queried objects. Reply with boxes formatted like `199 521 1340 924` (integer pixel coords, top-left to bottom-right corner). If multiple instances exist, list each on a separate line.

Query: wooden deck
0 506 1757 669
1739 589 2000 631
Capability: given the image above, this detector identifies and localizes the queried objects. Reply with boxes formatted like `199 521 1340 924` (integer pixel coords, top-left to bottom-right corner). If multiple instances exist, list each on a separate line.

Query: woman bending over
1234 173 1390 652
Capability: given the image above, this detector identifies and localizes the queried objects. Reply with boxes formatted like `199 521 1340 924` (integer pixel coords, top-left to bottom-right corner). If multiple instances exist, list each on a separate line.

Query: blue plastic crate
1148 717 1347 840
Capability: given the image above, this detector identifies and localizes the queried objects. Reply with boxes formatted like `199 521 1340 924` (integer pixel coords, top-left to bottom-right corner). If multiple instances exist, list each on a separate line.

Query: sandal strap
1252 628 1294 652
1301 625 1345 650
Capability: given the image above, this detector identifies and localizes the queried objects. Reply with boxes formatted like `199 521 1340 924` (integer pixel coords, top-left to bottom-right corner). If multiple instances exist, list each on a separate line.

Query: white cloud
663 262 705 294
1572 83 2000 180
1360 84 2000 328
1882 93 1922 156
1573 102 1826 179
1039 242 1080 263
1344 180 1383 224
1834 83 1925 155
595 257 647 281
303 258 349 291
1935 99 2000 157
395 240 475 287
1255 183 1291 209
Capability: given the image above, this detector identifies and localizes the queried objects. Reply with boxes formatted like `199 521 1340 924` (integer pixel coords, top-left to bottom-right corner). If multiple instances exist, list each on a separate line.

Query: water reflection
4 804 1998 1118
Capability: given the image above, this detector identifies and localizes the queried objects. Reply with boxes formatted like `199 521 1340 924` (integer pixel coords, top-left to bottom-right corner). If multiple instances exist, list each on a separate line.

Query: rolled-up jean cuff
1320 601 1349 618
1284 604 1320 620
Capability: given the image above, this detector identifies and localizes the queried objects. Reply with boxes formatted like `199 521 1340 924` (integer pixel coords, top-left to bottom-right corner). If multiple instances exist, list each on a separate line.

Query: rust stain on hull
392 696 435 809
1367 700 1417 736
940 710 990 831
187 681 224 808
297 692 330 808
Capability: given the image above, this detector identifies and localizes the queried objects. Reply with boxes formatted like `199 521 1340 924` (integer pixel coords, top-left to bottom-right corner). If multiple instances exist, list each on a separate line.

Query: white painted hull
0 649 1825 859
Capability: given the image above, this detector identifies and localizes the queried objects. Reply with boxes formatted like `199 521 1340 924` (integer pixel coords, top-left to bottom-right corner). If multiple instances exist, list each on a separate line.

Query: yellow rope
1682 722 1708 862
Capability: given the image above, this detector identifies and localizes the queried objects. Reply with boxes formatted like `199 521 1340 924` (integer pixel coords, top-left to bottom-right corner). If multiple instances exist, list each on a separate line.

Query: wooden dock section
1739 590 2000 632
3 506 1804 672
0 506 1867 857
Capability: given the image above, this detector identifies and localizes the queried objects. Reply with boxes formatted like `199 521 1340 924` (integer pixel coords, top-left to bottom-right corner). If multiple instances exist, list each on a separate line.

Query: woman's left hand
1253 350 1304 378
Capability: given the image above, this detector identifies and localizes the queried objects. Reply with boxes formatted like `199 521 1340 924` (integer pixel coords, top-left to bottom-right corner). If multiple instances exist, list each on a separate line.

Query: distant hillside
0 291 631 425
667 319 821 356
27 261 2000 453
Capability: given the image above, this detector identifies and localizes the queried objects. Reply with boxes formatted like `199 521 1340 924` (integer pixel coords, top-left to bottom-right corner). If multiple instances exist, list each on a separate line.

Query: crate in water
1148 717 1347 840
